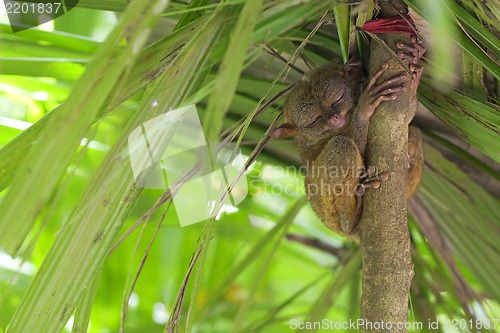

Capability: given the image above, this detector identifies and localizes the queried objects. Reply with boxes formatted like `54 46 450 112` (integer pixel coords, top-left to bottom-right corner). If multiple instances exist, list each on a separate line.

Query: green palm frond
0 0 498 332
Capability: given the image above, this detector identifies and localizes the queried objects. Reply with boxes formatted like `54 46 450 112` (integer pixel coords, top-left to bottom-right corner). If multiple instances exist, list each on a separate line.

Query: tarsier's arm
397 36 425 198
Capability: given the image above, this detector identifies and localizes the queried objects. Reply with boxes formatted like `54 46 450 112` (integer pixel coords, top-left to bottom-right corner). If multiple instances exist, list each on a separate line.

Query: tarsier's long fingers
396 48 419 64
409 63 424 90
368 71 409 108
396 36 425 92
412 35 426 56
359 166 377 179
396 36 425 63
361 63 413 117
370 72 409 97
366 63 389 90
357 171 390 192
362 171 389 185
371 83 407 106
397 53 418 64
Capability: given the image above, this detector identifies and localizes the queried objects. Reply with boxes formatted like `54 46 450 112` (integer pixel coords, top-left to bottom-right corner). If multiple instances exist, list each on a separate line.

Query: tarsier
272 36 425 242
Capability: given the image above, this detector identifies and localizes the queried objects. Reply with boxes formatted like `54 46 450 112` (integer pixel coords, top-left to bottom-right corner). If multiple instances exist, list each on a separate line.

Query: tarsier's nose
327 113 345 129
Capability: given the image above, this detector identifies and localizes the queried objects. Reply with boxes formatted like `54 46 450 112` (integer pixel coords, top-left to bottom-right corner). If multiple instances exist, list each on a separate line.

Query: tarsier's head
271 61 362 146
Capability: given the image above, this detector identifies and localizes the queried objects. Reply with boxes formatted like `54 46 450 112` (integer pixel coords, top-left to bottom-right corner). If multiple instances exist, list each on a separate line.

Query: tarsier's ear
346 56 364 85
270 123 298 139
346 56 363 74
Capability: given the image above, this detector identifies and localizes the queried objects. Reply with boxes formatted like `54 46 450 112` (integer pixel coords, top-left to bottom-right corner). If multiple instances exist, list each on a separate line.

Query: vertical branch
359 1 414 332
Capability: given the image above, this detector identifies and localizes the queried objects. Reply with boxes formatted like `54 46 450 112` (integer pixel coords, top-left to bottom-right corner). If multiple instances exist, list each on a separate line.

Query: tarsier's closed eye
305 116 322 128
304 92 345 129
331 91 345 108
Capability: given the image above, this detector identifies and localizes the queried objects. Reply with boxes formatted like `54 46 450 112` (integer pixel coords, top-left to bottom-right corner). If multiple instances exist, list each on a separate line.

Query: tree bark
359 1 415 332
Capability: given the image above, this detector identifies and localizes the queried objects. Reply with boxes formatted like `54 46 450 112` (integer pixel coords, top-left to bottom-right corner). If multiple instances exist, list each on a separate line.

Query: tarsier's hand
357 63 409 121
397 36 425 89
397 36 425 120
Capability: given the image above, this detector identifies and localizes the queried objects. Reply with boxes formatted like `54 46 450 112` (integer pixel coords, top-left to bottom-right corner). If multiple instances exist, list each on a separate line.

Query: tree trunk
359 1 415 332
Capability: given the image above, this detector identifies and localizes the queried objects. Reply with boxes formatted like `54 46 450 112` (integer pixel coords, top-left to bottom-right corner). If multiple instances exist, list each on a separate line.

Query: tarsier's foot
357 168 389 193
359 165 377 179
407 153 412 169
359 63 409 119
397 36 425 91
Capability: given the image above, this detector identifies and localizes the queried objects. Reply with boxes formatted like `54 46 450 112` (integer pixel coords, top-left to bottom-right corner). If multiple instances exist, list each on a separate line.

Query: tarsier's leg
307 136 363 235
